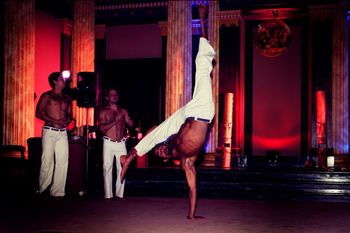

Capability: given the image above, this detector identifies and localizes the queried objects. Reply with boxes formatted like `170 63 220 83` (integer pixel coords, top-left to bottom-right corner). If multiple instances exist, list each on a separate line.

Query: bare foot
120 153 136 183
198 4 208 39
198 4 207 20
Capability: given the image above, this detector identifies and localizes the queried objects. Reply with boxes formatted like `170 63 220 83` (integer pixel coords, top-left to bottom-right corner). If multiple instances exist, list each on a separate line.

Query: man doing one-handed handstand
121 4 215 220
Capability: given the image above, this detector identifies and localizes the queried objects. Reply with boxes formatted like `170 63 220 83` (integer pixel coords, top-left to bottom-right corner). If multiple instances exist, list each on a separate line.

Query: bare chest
47 95 69 111
105 109 123 122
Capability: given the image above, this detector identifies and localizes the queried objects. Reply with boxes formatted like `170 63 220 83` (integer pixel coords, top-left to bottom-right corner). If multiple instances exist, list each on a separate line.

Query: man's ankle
129 153 137 160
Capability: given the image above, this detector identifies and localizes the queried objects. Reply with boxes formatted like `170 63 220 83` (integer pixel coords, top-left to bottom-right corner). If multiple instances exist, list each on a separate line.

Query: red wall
252 25 301 156
106 24 162 60
34 10 61 137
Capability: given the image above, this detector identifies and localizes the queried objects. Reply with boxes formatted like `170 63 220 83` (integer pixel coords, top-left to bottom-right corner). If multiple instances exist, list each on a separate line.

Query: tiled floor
1 194 350 233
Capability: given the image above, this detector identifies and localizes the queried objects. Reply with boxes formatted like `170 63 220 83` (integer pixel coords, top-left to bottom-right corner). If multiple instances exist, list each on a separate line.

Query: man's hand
66 118 76 131
57 119 69 128
187 216 205 220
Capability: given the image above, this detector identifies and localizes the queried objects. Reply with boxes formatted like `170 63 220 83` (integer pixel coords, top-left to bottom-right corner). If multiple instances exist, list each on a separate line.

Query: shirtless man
120 5 215 219
99 88 133 199
36 72 72 198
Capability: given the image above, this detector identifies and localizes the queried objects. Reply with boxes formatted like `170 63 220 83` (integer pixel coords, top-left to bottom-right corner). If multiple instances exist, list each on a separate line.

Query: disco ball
254 20 291 57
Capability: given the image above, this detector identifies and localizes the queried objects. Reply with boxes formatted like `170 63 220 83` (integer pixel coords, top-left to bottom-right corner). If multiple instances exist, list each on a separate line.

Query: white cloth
39 127 69 197
135 37 215 156
103 138 127 198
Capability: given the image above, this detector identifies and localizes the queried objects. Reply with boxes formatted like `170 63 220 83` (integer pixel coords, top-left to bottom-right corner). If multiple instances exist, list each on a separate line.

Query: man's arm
98 110 117 133
181 156 204 220
35 93 48 121
124 109 134 128
99 121 117 133
35 93 63 125
66 96 73 122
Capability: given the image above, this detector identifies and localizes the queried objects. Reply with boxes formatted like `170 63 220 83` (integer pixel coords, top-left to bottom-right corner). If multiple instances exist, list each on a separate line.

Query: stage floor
121 166 350 202
1 195 350 233
1 162 350 232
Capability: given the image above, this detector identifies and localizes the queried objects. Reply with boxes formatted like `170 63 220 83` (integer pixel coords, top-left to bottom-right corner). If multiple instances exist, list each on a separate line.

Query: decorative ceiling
36 0 344 26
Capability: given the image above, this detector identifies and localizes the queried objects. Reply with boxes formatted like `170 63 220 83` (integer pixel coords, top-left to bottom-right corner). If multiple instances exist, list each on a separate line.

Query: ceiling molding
218 10 242 27
95 1 167 11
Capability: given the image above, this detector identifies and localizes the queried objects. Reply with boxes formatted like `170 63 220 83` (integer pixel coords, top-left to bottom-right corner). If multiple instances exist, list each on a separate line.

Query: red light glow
252 134 300 150
316 91 326 145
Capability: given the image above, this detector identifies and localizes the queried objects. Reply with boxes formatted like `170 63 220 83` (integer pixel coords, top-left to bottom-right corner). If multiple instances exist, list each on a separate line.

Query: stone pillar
206 0 220 153
165 0 192 117
331 1 348 155
3 0 35 148
309 2 348 156
71 0 95 136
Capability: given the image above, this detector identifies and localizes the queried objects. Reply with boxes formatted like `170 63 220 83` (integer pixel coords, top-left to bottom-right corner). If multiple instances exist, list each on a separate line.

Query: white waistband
43 126 66 132
103 136 126 143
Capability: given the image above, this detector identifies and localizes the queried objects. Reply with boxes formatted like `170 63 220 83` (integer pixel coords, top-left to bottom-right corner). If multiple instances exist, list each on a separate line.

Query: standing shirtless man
121 5 215 219
99 88 134 199
36 72 72 198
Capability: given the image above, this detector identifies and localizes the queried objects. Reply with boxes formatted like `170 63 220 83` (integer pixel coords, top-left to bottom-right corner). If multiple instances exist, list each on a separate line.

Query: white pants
135 37 215 156
103 138 127 198
39 127 69 197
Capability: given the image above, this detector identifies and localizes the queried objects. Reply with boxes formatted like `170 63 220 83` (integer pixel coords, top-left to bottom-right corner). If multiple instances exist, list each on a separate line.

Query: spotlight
62 70 77 99
62 70 71 79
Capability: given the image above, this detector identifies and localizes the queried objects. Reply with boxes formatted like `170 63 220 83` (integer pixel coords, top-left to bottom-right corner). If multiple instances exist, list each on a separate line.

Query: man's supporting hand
187 216 205 220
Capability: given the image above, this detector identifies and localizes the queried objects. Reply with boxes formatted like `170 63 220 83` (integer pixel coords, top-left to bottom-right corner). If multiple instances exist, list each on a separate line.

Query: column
206 0 220 153
3 0 35 148
332 1 348 155
165 0 192 117
71 0 95 136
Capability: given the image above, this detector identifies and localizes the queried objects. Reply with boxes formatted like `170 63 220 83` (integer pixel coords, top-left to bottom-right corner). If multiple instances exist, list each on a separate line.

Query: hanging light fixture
253 9 292 57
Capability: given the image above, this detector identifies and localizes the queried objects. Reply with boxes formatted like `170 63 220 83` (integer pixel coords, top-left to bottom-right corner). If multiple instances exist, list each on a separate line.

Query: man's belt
103 136 126 143
43 126 66 132
187 117 211 123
